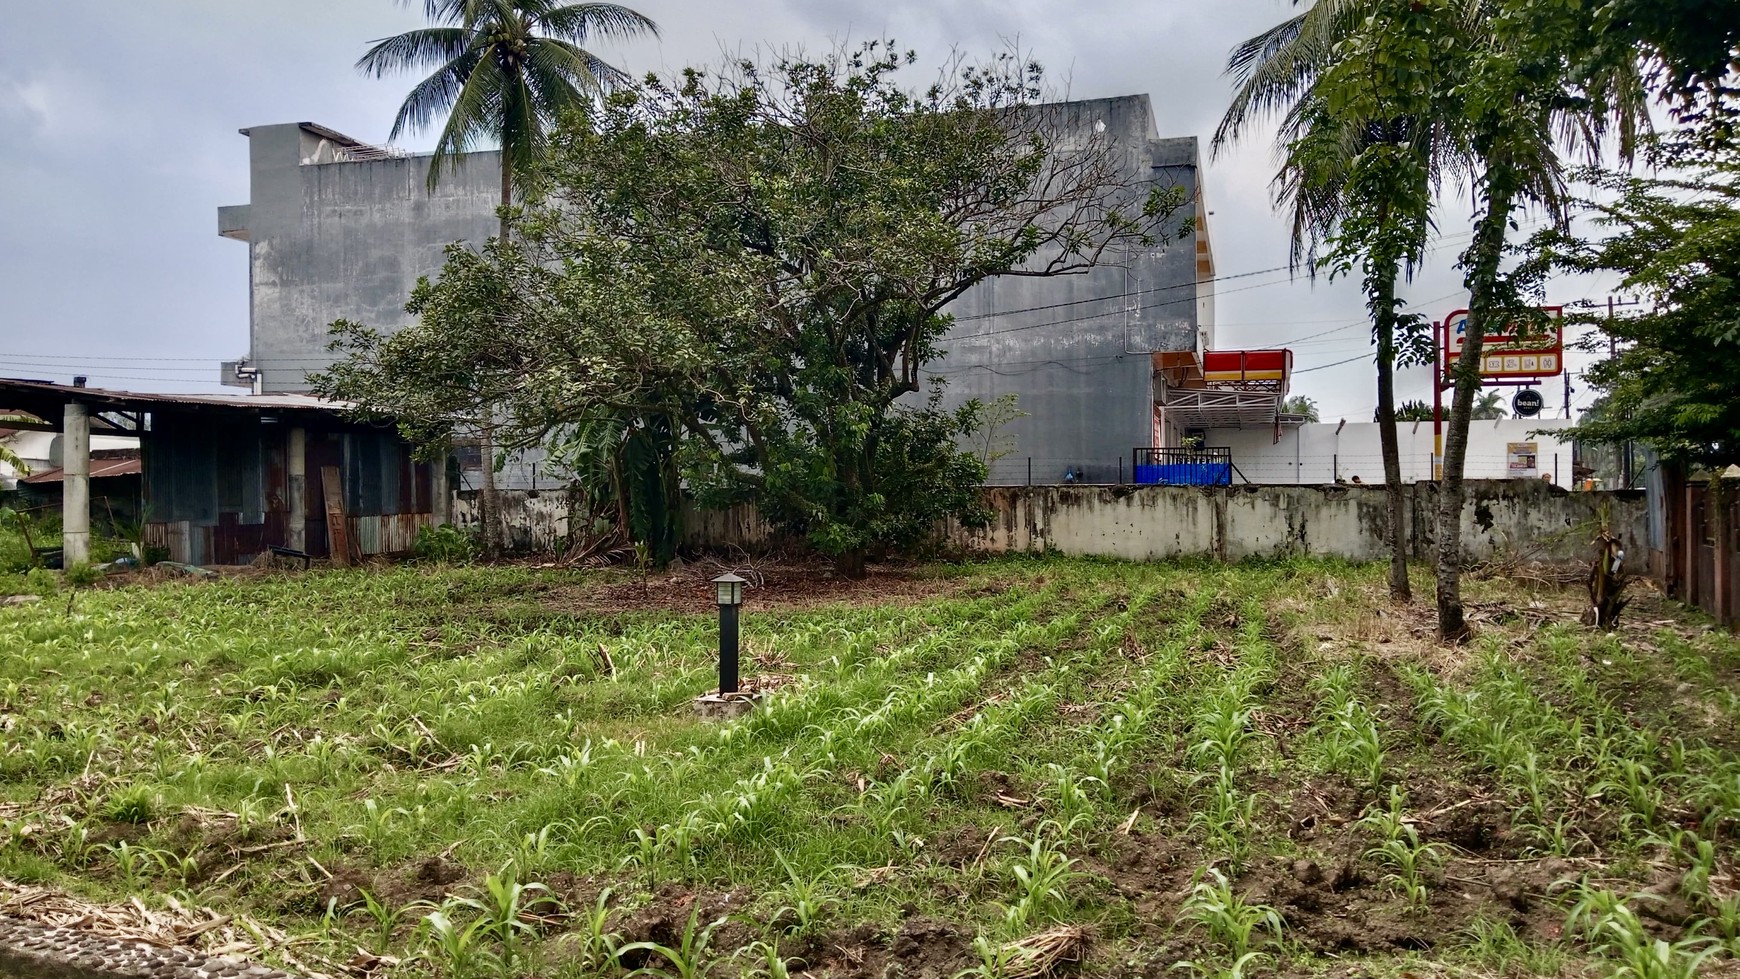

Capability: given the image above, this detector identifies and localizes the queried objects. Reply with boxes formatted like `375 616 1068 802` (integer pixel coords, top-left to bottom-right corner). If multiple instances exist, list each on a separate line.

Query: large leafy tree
323 45 1193 577
357 0 658 557
1553 132 1740 470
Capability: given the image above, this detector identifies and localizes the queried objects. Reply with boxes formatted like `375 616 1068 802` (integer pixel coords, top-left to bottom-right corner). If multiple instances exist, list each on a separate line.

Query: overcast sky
0 0 1619 421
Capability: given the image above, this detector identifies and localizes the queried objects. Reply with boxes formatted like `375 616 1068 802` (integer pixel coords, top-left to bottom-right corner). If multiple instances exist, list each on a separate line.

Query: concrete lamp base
693 691 766 721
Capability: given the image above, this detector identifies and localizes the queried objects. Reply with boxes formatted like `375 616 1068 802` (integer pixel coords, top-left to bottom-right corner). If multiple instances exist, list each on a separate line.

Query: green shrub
65 562 104 587
414 524 479 564
23 567 58 596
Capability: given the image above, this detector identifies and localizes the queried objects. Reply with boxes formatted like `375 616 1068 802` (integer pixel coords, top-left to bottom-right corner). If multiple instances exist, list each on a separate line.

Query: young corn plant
954 933 1023 979
445 861 558 974
416 907 494 979
1190 767 1256 867
1178 867 1284 960
1313 699 1386 790
1586 901 1719 979
569 886 623 973
1357 788 1441 910
997 827 1084 930
358 889 412 952
619 906 723 979
737 940 801 979
772 853 837 937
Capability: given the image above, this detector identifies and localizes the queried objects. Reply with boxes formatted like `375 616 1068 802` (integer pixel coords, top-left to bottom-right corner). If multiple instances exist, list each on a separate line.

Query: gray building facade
219 122 501 394
932 95 1215 485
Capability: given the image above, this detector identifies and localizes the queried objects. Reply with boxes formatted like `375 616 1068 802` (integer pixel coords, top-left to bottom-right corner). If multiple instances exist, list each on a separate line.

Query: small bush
414 524 479 564
65 562 104 587
23 567 58 596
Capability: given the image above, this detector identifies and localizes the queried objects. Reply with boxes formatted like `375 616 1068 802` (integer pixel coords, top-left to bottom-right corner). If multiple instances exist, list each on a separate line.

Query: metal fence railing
1132 447 1233 486
985 457 1144 486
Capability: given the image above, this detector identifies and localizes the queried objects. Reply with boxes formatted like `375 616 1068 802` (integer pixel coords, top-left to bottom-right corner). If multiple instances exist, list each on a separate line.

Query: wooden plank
320 465 353 568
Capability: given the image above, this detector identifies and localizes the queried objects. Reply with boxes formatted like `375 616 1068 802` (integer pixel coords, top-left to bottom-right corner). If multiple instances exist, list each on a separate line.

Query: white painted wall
0 430 139 489
1204 418 1574 485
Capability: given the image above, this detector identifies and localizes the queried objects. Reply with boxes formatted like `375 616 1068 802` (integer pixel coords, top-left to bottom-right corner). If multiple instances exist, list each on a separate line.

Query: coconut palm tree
358 0 658 556
1215 0 1475 605
1280 395 1320 422
1470 390 1508 420
1218 0 1646 636
359 0 658 238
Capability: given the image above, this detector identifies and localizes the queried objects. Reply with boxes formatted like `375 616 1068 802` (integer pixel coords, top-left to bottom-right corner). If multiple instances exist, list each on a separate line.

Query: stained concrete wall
684 481 1648 568
220 123 501 393
931 95 1205 485
958 482 1646 565
452 487 577 554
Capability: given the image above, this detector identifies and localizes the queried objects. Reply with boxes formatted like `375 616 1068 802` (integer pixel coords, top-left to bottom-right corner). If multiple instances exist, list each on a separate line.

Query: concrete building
935 95 1224 485
1206 418 1577 486
218 122 501 394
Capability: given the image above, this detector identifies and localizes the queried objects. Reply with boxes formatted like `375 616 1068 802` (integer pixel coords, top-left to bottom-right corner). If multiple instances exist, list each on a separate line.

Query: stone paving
0 915 298 979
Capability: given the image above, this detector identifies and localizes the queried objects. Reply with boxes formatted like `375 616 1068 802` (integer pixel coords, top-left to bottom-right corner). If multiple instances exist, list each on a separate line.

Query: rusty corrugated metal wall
143 411 433 565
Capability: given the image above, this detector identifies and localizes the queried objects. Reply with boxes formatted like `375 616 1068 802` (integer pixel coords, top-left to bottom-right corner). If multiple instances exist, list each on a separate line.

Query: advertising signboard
1440 307 1564 380
1507 442 1539 478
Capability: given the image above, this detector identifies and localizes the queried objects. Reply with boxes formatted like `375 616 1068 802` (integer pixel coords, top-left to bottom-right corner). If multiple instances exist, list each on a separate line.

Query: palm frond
388 48 483 142
357 27 472 77
529 36 631 100
1214 0 1366 153
532 3 660 43
428 55 511 188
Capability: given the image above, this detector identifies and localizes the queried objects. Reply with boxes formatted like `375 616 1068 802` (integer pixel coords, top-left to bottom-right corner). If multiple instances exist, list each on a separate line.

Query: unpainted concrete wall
223 124 501 393
452 488 577 554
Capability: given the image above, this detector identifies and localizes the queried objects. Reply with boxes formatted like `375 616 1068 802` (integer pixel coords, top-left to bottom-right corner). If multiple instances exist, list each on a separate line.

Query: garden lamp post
712 573 745 695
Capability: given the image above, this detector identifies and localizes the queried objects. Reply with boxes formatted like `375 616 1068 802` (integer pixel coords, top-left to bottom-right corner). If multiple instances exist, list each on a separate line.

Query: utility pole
1605 295 1642 487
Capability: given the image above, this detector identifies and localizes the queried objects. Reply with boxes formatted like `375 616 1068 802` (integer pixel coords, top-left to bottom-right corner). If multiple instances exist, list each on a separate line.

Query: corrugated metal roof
0 378 351 415
21 455 143 484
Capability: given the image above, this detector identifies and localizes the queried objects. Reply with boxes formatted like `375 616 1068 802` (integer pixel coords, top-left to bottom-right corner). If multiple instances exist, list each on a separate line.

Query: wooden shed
0 378 445 566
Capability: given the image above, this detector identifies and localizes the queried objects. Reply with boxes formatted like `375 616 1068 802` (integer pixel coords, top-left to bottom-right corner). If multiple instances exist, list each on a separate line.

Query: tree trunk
835 548 868 580
477 409 505 559
1372 268 1411 603
474 159 513 559
1435 175 1519 641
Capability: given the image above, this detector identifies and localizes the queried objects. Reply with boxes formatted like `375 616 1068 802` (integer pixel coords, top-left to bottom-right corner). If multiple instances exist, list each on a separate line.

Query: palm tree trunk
1436 173 1519 641
1372 267 1411 603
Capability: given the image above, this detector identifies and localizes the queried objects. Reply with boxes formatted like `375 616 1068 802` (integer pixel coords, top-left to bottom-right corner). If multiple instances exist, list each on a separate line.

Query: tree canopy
319 44 1192 574
1551 132 1740 470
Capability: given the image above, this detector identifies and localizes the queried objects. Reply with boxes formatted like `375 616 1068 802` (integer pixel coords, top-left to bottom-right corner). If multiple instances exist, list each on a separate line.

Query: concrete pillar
62 402 91 566
430 451 452 527
287 427 307 552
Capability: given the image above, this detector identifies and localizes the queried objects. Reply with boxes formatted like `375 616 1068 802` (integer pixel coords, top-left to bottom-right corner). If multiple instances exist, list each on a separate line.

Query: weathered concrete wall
684 481 1648 567
933 95 1205 485
221 124 501 393
452 488 577 554
959 482 1646 565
